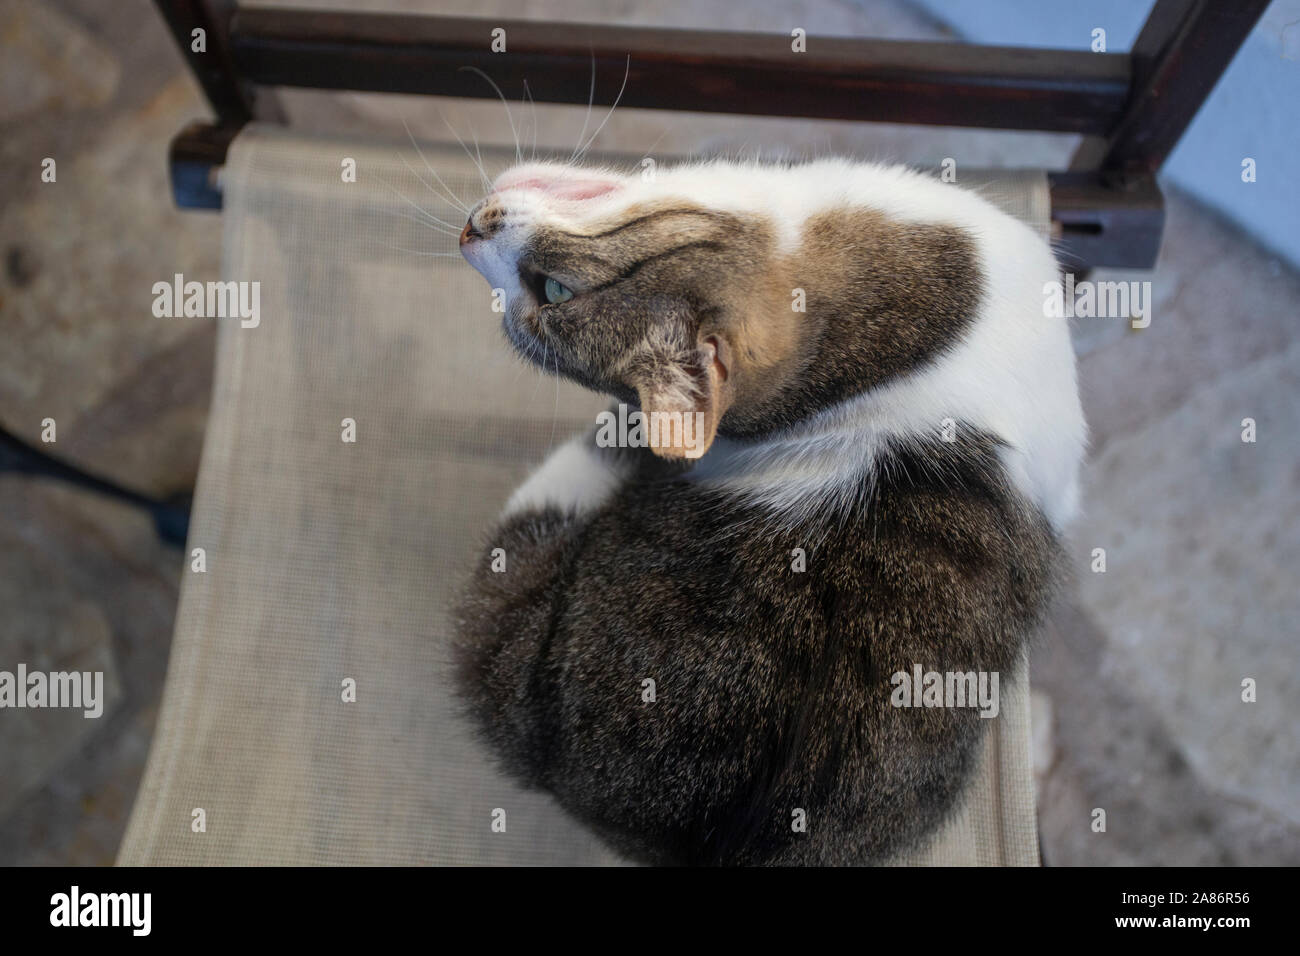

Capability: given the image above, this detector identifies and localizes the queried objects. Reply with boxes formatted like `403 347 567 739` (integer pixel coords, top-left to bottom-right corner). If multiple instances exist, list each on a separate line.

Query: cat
452 158 1085 865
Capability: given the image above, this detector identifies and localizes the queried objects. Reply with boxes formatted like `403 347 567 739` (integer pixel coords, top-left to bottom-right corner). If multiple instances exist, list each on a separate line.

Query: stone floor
1 0 1296 865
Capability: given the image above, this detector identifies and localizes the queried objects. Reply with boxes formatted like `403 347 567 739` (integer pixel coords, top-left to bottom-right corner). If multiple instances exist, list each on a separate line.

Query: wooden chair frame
153 0 1267 269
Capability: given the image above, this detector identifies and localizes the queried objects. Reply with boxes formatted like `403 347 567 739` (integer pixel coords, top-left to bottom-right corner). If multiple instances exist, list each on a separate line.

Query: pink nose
459 219 482 245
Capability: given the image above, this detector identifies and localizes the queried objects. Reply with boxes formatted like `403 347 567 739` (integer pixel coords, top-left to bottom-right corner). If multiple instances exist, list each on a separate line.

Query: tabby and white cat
453 158 1085 865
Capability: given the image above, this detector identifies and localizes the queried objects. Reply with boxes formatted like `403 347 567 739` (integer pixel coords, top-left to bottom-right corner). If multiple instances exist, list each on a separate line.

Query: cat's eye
542 276 574 305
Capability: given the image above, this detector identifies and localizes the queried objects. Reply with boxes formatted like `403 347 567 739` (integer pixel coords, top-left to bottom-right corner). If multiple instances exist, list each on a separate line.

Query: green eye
543 276 574 304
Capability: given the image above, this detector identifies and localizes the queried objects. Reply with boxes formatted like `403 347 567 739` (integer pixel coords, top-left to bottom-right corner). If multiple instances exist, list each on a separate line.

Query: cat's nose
459 219 483 246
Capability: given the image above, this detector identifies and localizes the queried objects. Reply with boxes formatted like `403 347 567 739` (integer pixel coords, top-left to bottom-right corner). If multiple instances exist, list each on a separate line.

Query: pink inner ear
549 180 620 200
497 175 621 201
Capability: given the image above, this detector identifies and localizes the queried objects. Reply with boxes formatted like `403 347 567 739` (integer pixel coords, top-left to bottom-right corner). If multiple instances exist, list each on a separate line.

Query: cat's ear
635 335 733 460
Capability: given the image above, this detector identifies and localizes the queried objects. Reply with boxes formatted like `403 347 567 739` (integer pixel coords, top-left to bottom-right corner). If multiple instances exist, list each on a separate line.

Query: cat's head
461 161 785 459
458 160 1071 486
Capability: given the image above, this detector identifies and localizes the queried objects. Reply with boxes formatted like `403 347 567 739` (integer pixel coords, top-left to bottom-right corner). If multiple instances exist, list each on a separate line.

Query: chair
118 0 1266 865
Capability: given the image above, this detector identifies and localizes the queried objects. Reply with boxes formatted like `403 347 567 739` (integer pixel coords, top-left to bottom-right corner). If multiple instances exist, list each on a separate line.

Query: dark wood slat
229 8 1132 133
1071 0 1270 173
169 121 241 209
152 0 253 125
1048 171 1164 269
167 122 1165 270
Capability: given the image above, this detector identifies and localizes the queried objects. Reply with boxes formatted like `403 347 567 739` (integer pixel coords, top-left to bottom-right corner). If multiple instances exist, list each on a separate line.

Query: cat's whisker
373 173 460 228
374 174 464 234
641 128 669 161
379 242 462 257
523 336 545 384
549 340 561 451
459 65 522 166
472 127 490 186
402 116 473 215
573 54 630 164
529 338 549 403
523 79 538 163
388 207 462 238
394 154 471 227
507 341 534 389
569 49 597 164
436 104 493 193
532 327 553 412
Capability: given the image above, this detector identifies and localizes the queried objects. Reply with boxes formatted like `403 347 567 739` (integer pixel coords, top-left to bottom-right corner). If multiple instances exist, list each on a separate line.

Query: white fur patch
503 436 630 518
677 163 1086 531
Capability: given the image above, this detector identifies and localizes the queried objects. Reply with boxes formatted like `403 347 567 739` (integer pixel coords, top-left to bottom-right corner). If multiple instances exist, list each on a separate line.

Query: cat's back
518 430 1060 864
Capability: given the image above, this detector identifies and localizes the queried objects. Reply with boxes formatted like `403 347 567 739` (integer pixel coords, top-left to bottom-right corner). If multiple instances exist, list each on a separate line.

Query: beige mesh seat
119 125 1042 866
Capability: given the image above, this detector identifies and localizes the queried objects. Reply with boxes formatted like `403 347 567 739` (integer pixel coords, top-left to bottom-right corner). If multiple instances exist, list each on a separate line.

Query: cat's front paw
503 433 631 518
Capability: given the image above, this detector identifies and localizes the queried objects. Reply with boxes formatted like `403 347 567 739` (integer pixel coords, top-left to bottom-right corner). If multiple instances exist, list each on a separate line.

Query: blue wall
911 0 1300 267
